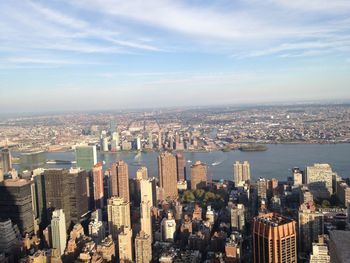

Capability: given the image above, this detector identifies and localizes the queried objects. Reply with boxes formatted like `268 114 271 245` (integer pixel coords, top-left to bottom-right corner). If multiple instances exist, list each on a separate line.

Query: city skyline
1 0 350 111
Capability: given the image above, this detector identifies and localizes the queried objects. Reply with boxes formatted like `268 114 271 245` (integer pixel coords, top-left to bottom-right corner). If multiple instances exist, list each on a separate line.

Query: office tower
93 163 104 209
1 148 12 174
257 177 267 199
230 204 245 231
51 209 67 256
161 211 176 242
97 235 116 262
298 202 324 255
0 219 21 254
233 161 250 186
20 151 46 171
75 145 97 171
253 213 297 263
329 230 350 263
68 168 89 224
107 197 131 240
176 153 186 182
0 179 34 236
140 200 153 241
140 178 156 207
89 214 105 245
32 169 47 229
190 161 207 190
292 167 303 186
110 161 130 203
44 169 71 229
118 226 133 262
335 181 350 207
135 231 152 263
136 166 148 180
306 163 335 198
158 152 178 200
310 235 330 263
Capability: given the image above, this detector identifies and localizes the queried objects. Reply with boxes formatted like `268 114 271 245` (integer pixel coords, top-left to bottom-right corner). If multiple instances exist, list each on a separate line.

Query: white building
161 212 176 242
51 209 67 256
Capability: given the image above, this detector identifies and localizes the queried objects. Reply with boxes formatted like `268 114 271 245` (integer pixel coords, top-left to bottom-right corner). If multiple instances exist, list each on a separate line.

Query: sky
1 0 350 112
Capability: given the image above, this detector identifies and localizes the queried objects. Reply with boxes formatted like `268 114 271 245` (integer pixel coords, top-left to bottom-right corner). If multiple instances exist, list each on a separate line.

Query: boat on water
212 161 221 166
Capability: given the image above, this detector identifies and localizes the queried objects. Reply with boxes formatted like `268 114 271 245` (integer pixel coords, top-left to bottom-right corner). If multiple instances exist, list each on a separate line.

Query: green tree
183 191 195 202
321 200 330 208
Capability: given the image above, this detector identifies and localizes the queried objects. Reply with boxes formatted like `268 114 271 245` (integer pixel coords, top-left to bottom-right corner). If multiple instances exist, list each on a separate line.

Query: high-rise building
306 163 335 198
107 197 131 240
230 204 245 231
20 151 46 172
51 209 67 256
335 181 350 207
135 231 152 263
0 179 34 236
89 212 105 245
310 235 330 263
329 230 350 263
75 145 97 171
44 169 71 230
0 218 21 254
158 152 178 200
110 161 130 203
118 226 133 262
233 161 250 186
68 168 89 224
176 153 186 182
292 167 303 186
253 213 297 263
1 148 12 174
161 211 176 242
92 163 104 209
190 161 207 190
257 178 267 200
136 166 148 180
298 202 324 255
140 178 157 207
225 232 242 262
140 200 152 241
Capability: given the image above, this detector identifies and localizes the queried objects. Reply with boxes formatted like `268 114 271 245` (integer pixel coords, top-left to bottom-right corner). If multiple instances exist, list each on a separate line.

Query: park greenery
181 188 226 210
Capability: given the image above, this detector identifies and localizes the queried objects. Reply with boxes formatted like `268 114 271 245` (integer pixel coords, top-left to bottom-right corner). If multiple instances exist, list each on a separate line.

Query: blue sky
1 0 350 111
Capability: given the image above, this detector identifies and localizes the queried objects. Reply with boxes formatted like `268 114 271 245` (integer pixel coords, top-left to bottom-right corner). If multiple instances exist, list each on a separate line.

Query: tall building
0 218 21 254
158 152 178 200
44 169 71 230
140 178 157 207
329 230 350 263
306 163 335 198
161 211 176 242
190 161 207 190
310 235 330 263
89 213 105 245
257 178 267 200
136 166 148 180
253 213 297 263
1 148 12 174
230 204 245 231
298 202 324 255
68 168 89 224
176 153 186 182
75 145 97 171
92 163 104 209
233 161 250 186
140 200 152 241
51 209 67 256
0 179 34 236
292 167 303 186
335 181 350 207
135 231 152 263
107 197 131 240
118 226 133 262
110 161 130 203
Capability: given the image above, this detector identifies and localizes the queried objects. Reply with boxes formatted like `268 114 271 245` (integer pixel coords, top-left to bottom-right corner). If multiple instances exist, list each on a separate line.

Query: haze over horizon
1 0 350 111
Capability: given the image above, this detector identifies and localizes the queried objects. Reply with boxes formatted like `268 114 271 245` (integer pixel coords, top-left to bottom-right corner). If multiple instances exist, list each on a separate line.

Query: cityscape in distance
1 1 350 263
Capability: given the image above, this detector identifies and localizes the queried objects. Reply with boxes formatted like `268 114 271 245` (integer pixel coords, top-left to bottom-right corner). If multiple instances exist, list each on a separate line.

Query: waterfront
15 143 350 181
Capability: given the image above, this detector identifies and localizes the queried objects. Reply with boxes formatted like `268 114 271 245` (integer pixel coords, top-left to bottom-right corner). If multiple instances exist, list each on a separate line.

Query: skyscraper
0 179 34 236
110 161 130 203
140 178 157 207
136 166 148 180
44 169 71 230
309 235 330 263
230 204 245 232
306 163 335 198
257 178 267 200
158 152 178 200
1 148 12 174
161 211 176 242
68 168 89 224
190 161 207 190
329 230 350 263
107 197 131 240
140 200 152 241
92 163 104 209
51 209 67 256
135 231 152 263
75 145 97 171
176 153 186 182
253 213 297 263
118 226 133 262
233 161 250 186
